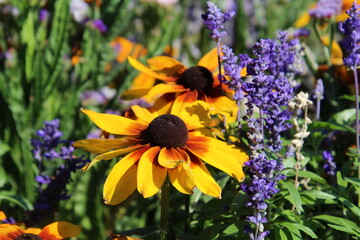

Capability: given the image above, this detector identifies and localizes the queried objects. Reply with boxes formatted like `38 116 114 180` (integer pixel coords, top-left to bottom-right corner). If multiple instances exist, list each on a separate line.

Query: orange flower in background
110 37 147 63
73 103 248 205
111 233 143 240
123 48 239 118
0 212 5 222
0 221 81 240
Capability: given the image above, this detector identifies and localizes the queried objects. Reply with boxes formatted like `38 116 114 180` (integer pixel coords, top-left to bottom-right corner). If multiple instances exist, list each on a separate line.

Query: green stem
160 178 170 240
352 67 360 207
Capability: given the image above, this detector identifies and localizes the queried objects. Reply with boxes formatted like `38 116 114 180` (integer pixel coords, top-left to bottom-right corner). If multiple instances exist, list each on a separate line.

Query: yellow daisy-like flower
73 103 248 205
0 221 81 240
123 48 240 118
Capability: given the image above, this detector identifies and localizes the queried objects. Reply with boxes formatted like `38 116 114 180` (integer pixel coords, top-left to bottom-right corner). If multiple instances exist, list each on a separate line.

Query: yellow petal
38 221 81 240
206 94 238 116
73 138 140 154
131 72 157 89
81 109 147 135
146 84 187 102
23 228 41 235
186 136 248 182
150 94 175 115
128 56 178 81
158 147 184 169
294 12 310 28
170 90 198 116
197 47 222 73
189 156 221 198
121 88 151 100
0 211 6 221
147 56 185 75
82 144 145 171
0 225 24 239
103 147 149 205
172 99 212 130
131 105 155 125
137 146 167 198
168 149 195 194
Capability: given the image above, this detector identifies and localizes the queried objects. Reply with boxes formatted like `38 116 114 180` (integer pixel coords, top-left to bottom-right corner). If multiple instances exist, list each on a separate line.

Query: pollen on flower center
15 234 42 240
144 114 188 148
177 66 214 91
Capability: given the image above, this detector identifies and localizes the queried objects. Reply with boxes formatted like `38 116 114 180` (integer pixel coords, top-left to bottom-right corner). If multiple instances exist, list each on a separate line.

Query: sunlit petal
38 221 81 240
197 47 222 73
81 109 147 135
73 138 140 154
146 84 187 102
103 147 149 205
131 105 155 125
121 88 151 100
158 147 184 168
147 56 186 75
137 146 167 198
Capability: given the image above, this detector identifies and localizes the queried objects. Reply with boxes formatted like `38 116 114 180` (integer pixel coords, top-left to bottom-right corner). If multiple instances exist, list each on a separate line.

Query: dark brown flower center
15 234 42 240
177 66 214 91
143 114 188 148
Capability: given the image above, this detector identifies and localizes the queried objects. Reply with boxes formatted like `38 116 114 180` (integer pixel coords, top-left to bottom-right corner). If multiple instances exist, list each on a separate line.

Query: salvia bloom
338 2 360 68
309 0 342 19
323 150 337 176
0 221 81 240
314 79 324 100
29 119 88 224
293 28 311 38
201 1 235 41
73 104 248 205
90 19 108 33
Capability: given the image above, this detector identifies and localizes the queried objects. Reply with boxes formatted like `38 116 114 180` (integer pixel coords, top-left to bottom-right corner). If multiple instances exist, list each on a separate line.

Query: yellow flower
73 103 248 205
0 221 81 240
122 48 239 118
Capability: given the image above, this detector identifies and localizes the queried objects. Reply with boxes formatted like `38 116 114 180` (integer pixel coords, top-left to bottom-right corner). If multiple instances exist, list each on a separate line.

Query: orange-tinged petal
158 148 184 169
82 144 145 171
172 99 212 130
137 146 166 198
111 233 143 240
197 47 221 73
206 94 238 117
0 212 5 221
103 147 149 205
0 234 12 240
38 221 81 240
121 88 151 100
131 72 156 89
146 84 187 102
189 156 221 198
147 56 185 75
150 93 175 115
128 56 178 81
186 136 247 182
170 90 198 116
23 228 41 235
131 105 156 125
73 138 140 154
81 109 147 135
168 149 195 194
0 225 24 238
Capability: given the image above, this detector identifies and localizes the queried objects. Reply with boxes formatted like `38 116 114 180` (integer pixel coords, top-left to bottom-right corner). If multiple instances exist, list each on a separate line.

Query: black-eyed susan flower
123 48 239 118
73 103 248 205
0 221 81 240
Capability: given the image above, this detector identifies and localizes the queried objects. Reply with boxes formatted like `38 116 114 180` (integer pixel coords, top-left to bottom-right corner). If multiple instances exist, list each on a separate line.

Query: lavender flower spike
322 150 337 176
309 0 342 19
314 79 324 120
202 1 235 41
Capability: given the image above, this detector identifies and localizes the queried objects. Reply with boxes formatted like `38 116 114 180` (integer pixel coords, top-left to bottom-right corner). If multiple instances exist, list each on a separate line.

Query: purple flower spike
322 150 337 176
339 2 360 68
309 0 342 19
202 1 235 41
91 19 108 33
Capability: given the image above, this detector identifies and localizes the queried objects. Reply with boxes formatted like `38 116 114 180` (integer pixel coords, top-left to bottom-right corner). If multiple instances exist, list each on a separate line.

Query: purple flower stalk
314 79 324 120
322 150 337 176
29 119 88 225
39 9 49 22
339 2 360 205
91 19 108 33
309 0 342 19
201 1 235 42
293 28 311 38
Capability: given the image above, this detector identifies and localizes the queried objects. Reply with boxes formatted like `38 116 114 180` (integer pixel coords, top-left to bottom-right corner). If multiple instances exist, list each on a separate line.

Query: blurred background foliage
1 0 359 239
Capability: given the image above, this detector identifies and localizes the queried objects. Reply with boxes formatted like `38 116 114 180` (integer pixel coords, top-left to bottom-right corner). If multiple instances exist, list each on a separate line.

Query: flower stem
316 98 321 121
352 67 360 206
216 41 223 90
160 178 170 240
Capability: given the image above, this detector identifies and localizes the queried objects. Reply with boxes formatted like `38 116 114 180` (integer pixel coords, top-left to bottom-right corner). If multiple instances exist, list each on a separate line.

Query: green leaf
283 181 304 214
313 215 358 229
331 109 356 125
327 224 360 237
285 170 326 184
337 197 360 218
345 177 360 187
303 190 336 200
310 121 355 133
336 171 348 195
276 222 302 240
0 141 10 157
223 224 239 235
291 223 318 239
0 192 33 211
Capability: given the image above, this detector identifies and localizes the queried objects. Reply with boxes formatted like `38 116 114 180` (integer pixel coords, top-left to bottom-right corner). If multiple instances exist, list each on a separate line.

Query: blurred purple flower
91 19 108 33
202 1 235 41
309 0 342 19
339 2 360 68
294 28 311 38
39 9 49 22
323 150 337 176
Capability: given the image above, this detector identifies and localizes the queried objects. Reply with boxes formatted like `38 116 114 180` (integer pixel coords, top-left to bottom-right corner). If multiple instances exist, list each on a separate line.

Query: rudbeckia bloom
123 48 238 118
73 103 248 205
0 221 81 240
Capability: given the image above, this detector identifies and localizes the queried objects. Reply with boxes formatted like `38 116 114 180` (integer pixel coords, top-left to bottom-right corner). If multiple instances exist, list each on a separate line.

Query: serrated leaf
283 181 304 214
